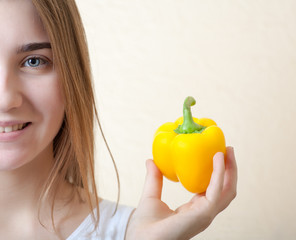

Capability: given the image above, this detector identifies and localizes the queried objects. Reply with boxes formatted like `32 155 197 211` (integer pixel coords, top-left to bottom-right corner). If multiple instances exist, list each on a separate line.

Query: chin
0 151 32 171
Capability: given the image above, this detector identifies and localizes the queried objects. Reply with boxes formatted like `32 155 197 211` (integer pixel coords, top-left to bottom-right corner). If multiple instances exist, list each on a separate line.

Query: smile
0 122 31 133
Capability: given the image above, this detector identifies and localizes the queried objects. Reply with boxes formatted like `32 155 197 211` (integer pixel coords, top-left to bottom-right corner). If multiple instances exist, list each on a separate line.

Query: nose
0 68 23 112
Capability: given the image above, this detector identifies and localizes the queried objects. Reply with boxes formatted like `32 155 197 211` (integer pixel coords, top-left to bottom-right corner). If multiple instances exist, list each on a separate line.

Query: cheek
0 75 65 170
26 75 65 132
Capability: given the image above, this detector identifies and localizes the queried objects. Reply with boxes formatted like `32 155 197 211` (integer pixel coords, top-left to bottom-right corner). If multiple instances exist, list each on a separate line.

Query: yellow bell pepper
152 96 226 193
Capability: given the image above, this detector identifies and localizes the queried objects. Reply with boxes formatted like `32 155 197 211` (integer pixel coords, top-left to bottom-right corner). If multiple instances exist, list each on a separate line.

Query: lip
0 121 28 127
0 122 32 142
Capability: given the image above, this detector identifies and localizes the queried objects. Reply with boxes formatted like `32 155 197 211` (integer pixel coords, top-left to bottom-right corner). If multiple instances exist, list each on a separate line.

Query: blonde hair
31 0 118 235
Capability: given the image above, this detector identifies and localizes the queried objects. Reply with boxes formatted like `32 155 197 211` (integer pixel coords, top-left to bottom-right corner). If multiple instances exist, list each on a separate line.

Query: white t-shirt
66 200 134 240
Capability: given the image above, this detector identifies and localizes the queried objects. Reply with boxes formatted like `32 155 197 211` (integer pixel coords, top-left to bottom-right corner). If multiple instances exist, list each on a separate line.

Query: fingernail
214 151 224 160
230 146 235 154
146 159 154 170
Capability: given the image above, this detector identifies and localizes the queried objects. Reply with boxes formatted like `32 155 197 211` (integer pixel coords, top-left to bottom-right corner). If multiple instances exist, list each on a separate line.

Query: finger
225 146 238 182
140 159 163 201
216 147 238 212
206 152 225 203
222 147 238 200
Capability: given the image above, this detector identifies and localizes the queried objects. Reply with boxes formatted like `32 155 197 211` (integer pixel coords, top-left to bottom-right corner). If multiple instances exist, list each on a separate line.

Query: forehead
0 0 49 48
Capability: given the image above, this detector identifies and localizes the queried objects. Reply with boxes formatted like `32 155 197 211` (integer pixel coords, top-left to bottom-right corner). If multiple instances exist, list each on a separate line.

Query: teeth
0 123 27 133
4 126 12 133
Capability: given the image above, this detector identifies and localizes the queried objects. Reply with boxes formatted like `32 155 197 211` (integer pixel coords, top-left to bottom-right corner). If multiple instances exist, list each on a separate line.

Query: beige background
76 1 296 239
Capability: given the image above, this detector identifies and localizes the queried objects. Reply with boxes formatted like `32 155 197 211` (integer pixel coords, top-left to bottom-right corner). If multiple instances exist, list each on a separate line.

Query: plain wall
76 1 296 239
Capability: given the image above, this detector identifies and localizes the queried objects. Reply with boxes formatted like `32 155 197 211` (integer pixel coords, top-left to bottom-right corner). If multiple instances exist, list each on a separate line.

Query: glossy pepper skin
152 96 226 193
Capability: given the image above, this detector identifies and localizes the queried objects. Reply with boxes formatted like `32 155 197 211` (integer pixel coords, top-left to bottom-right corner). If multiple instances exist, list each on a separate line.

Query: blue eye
21 56 52 72
24 57 43 68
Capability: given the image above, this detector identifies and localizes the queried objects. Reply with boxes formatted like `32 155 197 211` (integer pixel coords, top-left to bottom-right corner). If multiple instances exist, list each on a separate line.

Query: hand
125 147 237 240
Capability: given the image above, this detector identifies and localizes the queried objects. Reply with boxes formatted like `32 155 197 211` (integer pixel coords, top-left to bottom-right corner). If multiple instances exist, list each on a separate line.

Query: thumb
140 159 163 201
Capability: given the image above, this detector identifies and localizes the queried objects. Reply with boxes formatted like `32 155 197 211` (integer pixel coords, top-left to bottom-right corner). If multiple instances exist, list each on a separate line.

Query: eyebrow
17 42 51 53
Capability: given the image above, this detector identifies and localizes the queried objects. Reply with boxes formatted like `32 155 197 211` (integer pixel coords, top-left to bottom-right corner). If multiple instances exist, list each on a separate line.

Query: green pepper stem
174 96 206 134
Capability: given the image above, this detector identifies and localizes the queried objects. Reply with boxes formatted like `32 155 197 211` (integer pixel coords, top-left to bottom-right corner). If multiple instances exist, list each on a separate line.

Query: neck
0 144 55 217
0 144 87 239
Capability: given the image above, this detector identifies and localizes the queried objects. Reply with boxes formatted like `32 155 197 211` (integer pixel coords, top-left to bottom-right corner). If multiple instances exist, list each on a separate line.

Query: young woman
0 0 237 239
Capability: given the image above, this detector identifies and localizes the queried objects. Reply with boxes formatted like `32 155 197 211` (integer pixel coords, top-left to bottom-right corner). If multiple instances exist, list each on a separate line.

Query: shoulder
67 199 134 240
98 199 135 238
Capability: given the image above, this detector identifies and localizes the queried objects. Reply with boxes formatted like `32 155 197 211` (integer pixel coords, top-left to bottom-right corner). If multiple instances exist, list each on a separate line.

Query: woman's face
0 0 65 170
